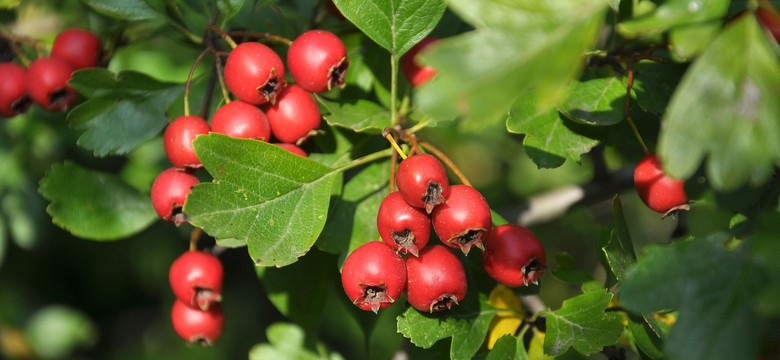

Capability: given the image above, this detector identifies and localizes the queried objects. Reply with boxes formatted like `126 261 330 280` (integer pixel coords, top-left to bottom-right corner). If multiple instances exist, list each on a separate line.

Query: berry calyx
405 245 467 313
430 184 492 255
169 251 224 310
211 100 271 141
287 30 349 93
265 84 321 143
377 191 431 256
395 153 450 214
634 154 689 216
150 167 199 224
401 37 439 87
482 224 546 287
25 57 76 111
171 300 224 346
51 28 102 69
341 241 407 313
224 42 285 105
0 62 30 118
164 115 211 169
274 143 308 157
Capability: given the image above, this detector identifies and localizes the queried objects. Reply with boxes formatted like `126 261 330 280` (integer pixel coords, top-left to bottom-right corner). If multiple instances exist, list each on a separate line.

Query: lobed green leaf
543 289 623 356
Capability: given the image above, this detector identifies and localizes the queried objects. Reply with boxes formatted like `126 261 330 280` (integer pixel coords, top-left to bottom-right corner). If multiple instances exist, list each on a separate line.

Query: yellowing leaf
486 285 525 349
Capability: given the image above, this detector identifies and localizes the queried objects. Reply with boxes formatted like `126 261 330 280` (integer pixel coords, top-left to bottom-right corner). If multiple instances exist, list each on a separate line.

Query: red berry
171 300 224 345
341 241 407 313
395 154 450 214
430 184 492 255
265 85 321 143
287 30 348 93
401 37 439 87
51 28 102 69
757 6 780 43
150 167 199 224
634 154 689 215
224 42 285 105
0 62 30 118
164 115 210 169
405 245 467 313
25 57 76 111
377 191 431 256
169 251 223 310
274 143 308 157
211 100 271 140
482 224 546 287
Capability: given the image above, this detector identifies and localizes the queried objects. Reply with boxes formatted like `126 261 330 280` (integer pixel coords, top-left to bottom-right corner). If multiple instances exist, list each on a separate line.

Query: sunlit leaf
618 0 729 37
543 289 623 356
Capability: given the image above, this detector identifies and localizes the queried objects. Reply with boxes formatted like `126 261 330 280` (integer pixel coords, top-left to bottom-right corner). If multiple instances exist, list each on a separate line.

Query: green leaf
558 77 627 126
550 252 595 284
485 335 517 360
82 0 162 20
317 93 390 134
67 69 184 157
185 134 338 267
249 322 342 360
626 313 665 360
397 293 495 360
25 305 97 359
618 0 729 37
620 234 764 360
543 289 623 356
217 0 243 21
331 0 446 57
658 15 780 190
416 0 608 129
599 196 637 282
631 62 686 117
752 214 780 316
38 162 157 241
669 22 721 61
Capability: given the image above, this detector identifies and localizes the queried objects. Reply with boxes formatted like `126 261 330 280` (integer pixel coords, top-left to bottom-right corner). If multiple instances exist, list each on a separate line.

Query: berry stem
390 53 399 128
419 141 472 187
624 59 650 155
212 51 232 104
227 30 293 47
184 49 211 117
207 25 238 49
333 148 393 174
382 129 408 159
389 150 398 192
189 227 204 252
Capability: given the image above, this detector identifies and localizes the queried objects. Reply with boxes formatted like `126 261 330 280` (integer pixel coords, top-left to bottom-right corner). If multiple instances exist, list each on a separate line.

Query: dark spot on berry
422 181 445 214
11 94 31 115
328 57 349 90
260 69 281 104
49 88 74 111
430 294 458 312
391 229 415 251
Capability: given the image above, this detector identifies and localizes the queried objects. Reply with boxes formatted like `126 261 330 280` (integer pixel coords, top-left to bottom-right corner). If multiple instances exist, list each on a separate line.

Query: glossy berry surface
377 191 431 256
0 62 30 118
634 154 689 215
405 245 467 313
169 251 223 310
395 154 450 213
265 84 321 143
171 300 224 345
431 184 492 254
275 143 308 157
26 57 76 111
482 224 546 287
164 115 210 169
224 42 285 105
287 30 348 93
401 37 438 87
51 28 102 69
211 100 271 140
341 241 406 313
151 167 199 224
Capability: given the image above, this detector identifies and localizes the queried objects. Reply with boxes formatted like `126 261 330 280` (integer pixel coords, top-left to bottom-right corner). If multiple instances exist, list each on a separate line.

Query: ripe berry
265 85 321 143
164 115 210 169
482 224 546 287
0 62 30 118
171 300 224 345
395 154 449 214
401 37 439 87
25 57 76 111
341 241 406 313
287 30 348 93
224 42 285 105
405 245 467 313
169 251 223 310
377 191 431 256
51 28 102 69
634 153 689 215
431 184 492 254
274 143 308 157
211 100 271 140
757 5 780 43
151 167 199 224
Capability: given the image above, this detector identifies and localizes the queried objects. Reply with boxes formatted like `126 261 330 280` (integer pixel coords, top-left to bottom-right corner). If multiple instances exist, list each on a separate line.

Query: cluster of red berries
0 28 101 118
341 153 547 313
169 251 225 345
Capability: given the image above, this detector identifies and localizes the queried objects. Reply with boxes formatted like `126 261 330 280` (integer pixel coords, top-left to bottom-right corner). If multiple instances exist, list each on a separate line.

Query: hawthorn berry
377 191 431 256
0 62 30 118
224 42 285 105
164 115 210 169
25 57 76 111
395 153 450 214
287 30 348 93
482 224 546 287
405 245 467 313
341 241 406 313
211 100 271 141
150 167 199 224
634 153 689 215
757 5 780 43
430 184 492 254
274 143 308 157
265 84 321 143
51 28 102 69
401 37 439 87
171 300 224 345
169 251 223 311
